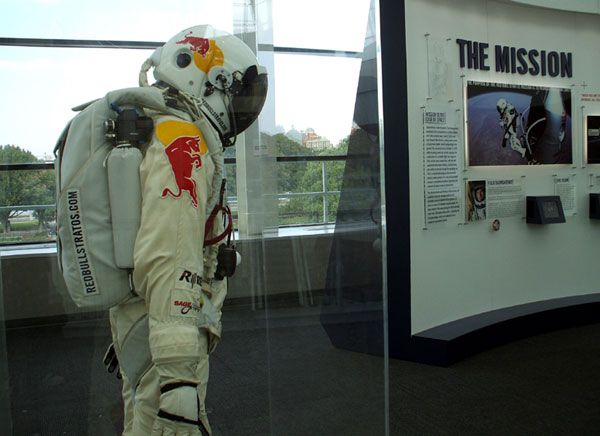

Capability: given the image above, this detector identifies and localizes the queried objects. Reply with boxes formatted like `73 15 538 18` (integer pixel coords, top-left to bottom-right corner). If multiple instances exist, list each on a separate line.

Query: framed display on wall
465 81 572 166
465 180 486 222
586 115 600 164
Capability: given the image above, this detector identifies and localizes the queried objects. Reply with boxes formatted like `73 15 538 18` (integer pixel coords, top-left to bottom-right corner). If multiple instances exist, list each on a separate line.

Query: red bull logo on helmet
156 120 208 208
176 32 211 56
176 31 224 73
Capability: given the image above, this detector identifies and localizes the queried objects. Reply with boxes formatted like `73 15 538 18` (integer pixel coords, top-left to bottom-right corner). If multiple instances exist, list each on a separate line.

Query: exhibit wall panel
507 0 600 14
405 0 600 333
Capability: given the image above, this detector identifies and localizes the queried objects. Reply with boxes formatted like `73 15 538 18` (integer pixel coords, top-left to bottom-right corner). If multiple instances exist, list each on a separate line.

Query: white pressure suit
498 99 527 158
109 111 227 435
104 24 267 436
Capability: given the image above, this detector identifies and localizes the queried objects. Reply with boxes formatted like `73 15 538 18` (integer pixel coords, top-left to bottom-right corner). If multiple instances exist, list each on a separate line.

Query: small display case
526 196 566 224
590 193 600 220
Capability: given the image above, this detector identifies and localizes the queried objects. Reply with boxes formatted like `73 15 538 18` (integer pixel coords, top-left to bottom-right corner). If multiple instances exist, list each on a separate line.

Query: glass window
0 2 388 436
0 47 151 160
272 0 370 51
0 166 55 244
272 53 362 150
0 1 234 40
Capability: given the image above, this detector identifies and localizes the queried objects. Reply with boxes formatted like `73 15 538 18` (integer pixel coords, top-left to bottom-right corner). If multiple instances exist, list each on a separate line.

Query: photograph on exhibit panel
465 180 486 222
466 81 572 166
586 115 600 164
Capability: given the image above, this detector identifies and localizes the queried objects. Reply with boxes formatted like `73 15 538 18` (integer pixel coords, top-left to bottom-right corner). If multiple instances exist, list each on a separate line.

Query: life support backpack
54 87 232 310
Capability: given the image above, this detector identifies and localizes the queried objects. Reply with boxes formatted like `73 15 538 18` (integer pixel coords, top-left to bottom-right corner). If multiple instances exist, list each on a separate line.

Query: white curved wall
405 0 600 333
508 0 600 14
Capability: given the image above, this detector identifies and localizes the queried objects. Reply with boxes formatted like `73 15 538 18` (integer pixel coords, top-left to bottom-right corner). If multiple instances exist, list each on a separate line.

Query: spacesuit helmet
147 25 268 141
496 98 507 114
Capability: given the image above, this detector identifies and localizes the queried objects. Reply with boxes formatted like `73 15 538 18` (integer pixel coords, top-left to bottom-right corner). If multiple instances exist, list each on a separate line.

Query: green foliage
3 220 39 231
28 168 56 229
0 145 55 237
0 129 351 243
267 133 347 225
224 164 237 202
0 144 38 163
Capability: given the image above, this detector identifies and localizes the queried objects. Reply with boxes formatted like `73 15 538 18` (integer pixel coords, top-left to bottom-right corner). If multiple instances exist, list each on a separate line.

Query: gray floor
389 325 600 435
4 304 600 435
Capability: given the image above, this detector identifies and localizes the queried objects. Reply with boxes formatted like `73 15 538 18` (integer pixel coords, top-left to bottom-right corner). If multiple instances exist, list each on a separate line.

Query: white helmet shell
150 25 268 140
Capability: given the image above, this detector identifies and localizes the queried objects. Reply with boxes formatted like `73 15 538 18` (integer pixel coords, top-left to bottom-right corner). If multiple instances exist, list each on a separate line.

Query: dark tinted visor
228 65 268 138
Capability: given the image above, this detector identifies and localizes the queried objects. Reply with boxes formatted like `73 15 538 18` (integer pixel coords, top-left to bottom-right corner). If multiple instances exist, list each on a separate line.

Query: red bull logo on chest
162 135 202 208
156 120 209 209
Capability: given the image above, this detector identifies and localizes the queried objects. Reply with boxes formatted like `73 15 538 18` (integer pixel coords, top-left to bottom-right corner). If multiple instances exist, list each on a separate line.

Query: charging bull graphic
162 135 202 207
176 32 211 56
176 32 224 73
156 120 209 208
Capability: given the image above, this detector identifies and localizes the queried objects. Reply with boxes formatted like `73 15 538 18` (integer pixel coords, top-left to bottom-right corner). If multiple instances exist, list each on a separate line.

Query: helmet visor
228 65 268 138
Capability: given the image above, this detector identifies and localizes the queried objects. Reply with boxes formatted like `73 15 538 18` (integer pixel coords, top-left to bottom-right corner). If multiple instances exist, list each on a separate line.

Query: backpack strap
204 205 233 247
203 179 233 247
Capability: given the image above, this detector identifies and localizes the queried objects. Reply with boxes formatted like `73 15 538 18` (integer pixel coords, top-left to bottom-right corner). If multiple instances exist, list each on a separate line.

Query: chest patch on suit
156 120 208 208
